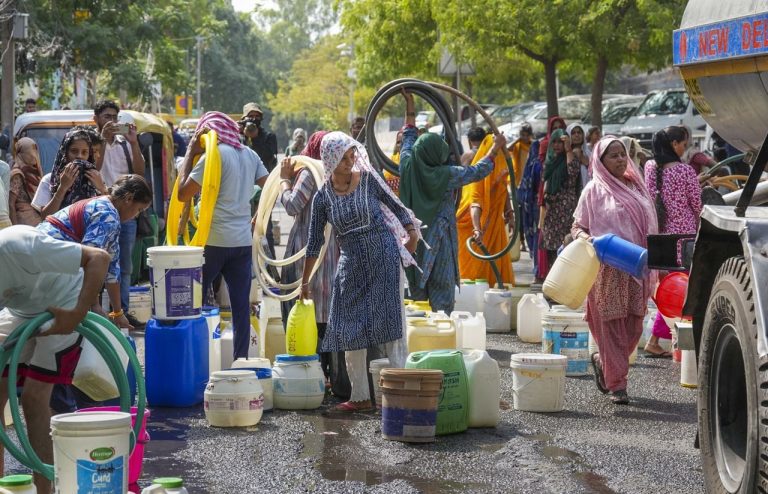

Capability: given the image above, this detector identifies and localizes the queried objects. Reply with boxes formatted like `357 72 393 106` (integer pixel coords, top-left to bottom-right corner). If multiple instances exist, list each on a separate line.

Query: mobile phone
114 123 130 135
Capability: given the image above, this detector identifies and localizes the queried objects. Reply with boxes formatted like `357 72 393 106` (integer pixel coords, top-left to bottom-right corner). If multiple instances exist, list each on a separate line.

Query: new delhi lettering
742 19 768 50
698 26 728 57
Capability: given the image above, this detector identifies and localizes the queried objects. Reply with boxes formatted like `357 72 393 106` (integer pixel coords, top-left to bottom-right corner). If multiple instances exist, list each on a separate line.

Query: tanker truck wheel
699 256 768 493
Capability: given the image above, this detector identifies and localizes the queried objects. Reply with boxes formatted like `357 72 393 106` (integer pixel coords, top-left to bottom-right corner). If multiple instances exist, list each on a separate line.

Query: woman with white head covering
284 128 308 157
301 131 419 412
565 122 590 190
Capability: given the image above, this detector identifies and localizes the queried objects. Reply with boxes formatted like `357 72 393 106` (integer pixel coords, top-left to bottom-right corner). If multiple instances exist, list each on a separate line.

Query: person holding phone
93 100 145 326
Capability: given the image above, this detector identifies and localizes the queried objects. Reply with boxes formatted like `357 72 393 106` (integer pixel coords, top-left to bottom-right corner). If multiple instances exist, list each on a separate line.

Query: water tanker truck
673 1 768 492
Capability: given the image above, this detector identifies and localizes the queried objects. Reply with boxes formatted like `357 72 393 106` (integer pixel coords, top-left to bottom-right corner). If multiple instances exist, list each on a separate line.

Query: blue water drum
592 234 648 279
104 331 137 407
146 316 209 407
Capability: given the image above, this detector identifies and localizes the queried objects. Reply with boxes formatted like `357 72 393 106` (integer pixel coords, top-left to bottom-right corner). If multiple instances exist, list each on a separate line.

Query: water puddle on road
299 412 475 492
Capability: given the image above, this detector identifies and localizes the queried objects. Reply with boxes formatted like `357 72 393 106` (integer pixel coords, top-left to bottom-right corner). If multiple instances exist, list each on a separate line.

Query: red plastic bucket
76 406 150 484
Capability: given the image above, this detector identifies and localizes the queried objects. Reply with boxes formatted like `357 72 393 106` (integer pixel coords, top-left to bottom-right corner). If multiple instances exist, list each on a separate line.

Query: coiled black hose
360 78 521 288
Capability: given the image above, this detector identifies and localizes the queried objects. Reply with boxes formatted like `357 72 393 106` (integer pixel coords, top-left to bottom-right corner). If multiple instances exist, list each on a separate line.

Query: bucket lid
228 367 272 379
129 286 150 293
475 278 488 283
275 354 319 363
202 306 220 315
147 246 203 255
51 411 131 430
0 475 33 486
462 280 476 285
211 370 255 380
154 478 184 488
380 368 443 381
543 310 586 321
510 353 568 366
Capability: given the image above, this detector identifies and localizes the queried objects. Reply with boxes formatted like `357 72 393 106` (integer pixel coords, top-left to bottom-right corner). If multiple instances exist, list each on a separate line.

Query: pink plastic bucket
76 406 150 484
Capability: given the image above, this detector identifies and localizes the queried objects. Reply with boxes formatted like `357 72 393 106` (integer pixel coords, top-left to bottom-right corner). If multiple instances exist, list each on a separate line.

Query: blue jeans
119 219 137 311
202 245 252 360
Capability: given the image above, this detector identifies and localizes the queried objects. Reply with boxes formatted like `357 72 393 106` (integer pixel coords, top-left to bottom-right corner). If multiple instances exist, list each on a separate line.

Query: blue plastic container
592 234 648 279
145 316 209 407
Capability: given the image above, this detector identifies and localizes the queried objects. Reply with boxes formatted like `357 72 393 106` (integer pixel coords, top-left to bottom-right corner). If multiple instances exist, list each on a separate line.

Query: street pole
195 35 203 115
1 5 15 139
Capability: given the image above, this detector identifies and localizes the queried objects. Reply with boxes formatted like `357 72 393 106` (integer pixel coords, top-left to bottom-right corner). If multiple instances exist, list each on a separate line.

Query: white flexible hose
252 156 331 301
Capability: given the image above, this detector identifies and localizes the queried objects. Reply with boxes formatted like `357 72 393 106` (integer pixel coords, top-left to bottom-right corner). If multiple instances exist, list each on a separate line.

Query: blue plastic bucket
592 234 648 279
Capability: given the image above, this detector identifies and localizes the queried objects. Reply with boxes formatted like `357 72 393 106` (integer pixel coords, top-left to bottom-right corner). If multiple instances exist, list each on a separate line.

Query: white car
428 104 499 136
619 89 706 149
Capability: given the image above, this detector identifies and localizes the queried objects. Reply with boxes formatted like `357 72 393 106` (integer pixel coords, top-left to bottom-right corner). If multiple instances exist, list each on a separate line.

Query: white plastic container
507 285 529 331
147 246 204 320
510 354 567 412
204 370 264 427
50 411 131 494
204 307 221 376
483 289 513 333
681 350 698 388
474 279 490 313
461 350 500 427
219 326 235 371
72 326 130 401
541 310 590 376
128 286 152 323
265 318 286 364
369 358 393 408
450 311 486 350
517 293 550 343
231 358 274 411
141 477 189 494
272 354 325 410
455 280 478 313
0 474 36 493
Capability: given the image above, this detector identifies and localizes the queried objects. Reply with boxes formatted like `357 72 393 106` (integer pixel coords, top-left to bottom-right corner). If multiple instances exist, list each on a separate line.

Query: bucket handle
512 368 559 396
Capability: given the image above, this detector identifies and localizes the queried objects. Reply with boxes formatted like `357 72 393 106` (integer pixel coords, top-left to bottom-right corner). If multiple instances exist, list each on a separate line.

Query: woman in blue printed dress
38 174 152 331
301 131 420 412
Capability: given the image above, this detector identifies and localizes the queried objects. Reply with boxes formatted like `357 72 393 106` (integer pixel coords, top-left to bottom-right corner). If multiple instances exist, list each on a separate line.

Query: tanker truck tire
699 256 768 493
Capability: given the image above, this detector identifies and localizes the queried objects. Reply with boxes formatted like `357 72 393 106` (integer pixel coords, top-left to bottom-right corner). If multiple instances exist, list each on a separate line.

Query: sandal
333 400 373 413
643 350 673 359
590 352 608 394
610 390 629 405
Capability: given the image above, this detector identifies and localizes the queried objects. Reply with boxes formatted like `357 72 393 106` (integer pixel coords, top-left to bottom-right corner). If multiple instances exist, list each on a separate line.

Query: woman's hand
561 134 572 153
472 229 484 246
402 89 416 126
60 162 79 191
504 208 515 230
405 229 418 253
280 157 294 180
113 312 134 331
492 133 507 153
300 283 311 301
86 169 108 194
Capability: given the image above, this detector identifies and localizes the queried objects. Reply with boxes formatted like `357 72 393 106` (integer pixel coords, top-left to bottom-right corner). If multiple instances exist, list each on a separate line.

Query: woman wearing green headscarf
541 128 582 264
399 91 505 313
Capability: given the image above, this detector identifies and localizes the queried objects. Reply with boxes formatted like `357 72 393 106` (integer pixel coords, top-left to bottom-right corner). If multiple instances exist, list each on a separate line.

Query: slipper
610 390 629 405
590 352 608 395
643 350 673 359
333 401 373 413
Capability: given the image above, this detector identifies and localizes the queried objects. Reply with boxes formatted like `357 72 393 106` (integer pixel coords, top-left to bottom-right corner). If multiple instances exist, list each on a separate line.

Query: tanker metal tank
674 0 768 152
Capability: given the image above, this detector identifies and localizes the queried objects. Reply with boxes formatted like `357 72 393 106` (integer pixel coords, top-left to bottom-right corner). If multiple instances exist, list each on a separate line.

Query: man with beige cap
240 102 278 172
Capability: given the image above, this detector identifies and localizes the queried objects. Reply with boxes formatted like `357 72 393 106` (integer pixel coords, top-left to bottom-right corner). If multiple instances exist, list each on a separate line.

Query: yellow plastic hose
166 131 222 246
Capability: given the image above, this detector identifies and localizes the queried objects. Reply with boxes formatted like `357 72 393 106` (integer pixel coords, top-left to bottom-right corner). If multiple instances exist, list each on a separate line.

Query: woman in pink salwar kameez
572 136 658 405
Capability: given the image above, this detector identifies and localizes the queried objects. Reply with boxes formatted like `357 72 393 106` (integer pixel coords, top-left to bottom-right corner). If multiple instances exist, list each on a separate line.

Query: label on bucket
382 407 437 439
76 454 124 493
152 267 202 318
542 329 589 375
205 394 264 411
274 378 325 395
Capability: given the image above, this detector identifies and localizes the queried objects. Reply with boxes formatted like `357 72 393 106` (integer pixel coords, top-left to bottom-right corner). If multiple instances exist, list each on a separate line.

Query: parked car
497 103 546 140
488 102 540 128
619 88 706 149
583 96 645 135
428 104 499 136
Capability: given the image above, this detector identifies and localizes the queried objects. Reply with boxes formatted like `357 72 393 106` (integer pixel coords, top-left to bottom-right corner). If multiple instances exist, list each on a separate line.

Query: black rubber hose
360 79 521 274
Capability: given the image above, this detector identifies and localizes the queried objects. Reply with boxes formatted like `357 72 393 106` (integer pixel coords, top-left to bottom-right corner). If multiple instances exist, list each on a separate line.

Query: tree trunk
544 59 559 118
591 54 609 129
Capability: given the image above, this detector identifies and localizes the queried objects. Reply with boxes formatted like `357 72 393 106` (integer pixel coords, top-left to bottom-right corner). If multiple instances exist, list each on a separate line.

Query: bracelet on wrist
280 178 292 186
108 309 124 319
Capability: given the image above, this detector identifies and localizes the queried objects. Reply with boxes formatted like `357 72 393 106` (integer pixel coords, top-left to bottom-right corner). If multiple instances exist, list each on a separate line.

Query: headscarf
288 128 307 154
399 132 452 228
543 128 568 195
651 129 680 166
49 129 98 206
300 131 328 160
538 115 566 162
620 136 642 164
319 131 421 268
10 137 42 197
565 123 589 156
573 136 658 294
196 111 242 149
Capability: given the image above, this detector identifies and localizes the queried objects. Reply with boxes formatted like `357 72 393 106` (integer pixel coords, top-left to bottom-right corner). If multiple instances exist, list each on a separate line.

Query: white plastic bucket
369 358 393 408
541 311 589 376
147 246 204 320
681 350 698 388
510 354 567 412
483 289 513 333
272 354 325 410
50 411 131 494
204 370 264 427
231 358 274 411
72 326 130 401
